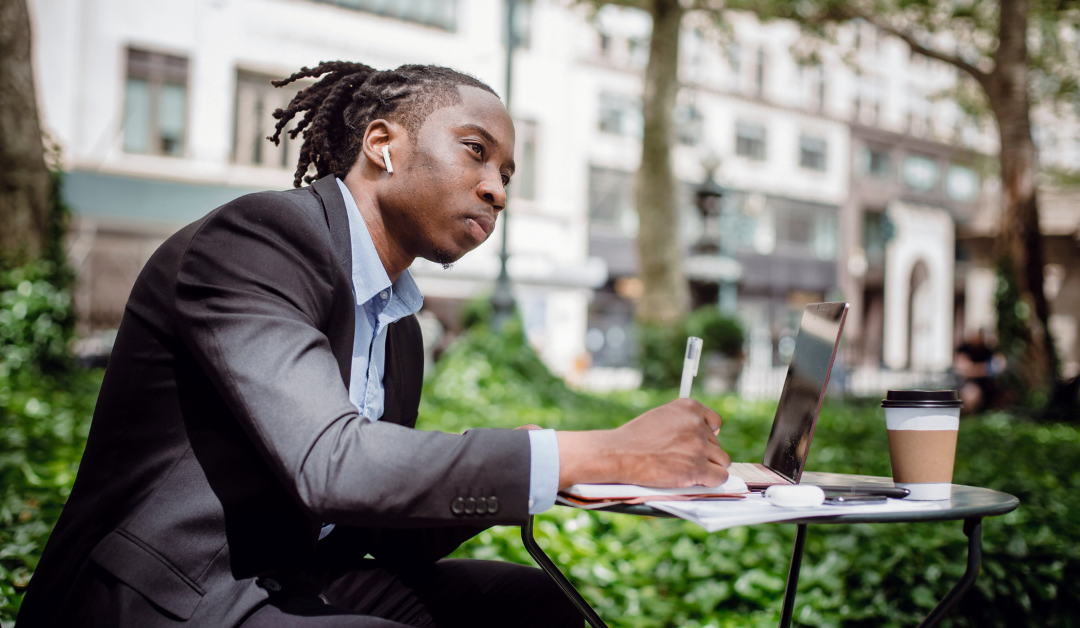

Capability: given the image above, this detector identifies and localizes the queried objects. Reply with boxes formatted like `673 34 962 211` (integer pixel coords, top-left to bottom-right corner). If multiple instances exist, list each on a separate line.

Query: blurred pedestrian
954 328 1006 413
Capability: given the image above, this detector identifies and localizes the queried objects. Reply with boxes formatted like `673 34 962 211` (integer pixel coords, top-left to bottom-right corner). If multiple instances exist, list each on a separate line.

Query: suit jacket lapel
310 175 353 278
309 175 422 427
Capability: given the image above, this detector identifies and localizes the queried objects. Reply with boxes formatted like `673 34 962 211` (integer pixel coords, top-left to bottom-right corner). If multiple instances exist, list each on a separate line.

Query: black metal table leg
521 516 610 628
918 517 983 628
778 523 808 628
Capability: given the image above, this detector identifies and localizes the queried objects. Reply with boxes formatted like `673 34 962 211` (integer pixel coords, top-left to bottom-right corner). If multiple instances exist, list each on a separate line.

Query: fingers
708 444 732 468
699 403 723 434
700 460 730 486
674 398 723 433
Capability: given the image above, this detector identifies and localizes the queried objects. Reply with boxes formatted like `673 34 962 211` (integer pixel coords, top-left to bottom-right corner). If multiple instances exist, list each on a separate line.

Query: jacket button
451 497 465 515
477 496 488 514
488 496 499 514
464 497 477 515
261 578 281 592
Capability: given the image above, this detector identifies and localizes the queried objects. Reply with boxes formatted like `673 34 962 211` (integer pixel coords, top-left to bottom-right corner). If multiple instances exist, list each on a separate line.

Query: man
954 328 1005 413
19 62 731 627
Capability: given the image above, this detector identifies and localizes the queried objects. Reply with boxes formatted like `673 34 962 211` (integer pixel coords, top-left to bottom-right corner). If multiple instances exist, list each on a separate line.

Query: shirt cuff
527 429 560 514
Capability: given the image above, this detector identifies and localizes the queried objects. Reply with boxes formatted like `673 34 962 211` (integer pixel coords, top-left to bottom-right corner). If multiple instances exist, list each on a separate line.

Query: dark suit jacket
17 176 532 627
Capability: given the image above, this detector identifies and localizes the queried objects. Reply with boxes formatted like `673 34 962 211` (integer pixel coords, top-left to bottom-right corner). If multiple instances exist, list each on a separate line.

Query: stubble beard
432 248 455 270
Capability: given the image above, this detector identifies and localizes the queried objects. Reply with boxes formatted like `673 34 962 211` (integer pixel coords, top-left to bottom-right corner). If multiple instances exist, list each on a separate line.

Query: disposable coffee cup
881 390 963 500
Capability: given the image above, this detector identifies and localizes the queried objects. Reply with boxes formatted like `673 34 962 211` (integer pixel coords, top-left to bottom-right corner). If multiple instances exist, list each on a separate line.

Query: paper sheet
646 494 947 532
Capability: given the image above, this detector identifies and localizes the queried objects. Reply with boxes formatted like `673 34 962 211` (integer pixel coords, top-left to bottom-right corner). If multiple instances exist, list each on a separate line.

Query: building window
233 70 305 169
854 72 881 126
598 92 642 137
798 63 826 112
629 37 650 68
588 166 637 237
512 119 538 200
754 46 766 97
863 209 893 264
675 103 703 146
123 48 188 156
727 43 743 92
864 146 890 178
799 136 827 171
902 154 940 191
736 122 767 160
772 202 838 260
946 164 980 202
313 0 457 31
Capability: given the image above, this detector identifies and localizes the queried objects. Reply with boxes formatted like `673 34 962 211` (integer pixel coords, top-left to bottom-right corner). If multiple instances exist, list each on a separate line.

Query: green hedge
637 308 745 390
0 261 102 623
2 315 1077 626
426 324 1079 627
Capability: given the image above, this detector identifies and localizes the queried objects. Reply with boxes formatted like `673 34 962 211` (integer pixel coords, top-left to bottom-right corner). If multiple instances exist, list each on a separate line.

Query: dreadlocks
268 61 499 188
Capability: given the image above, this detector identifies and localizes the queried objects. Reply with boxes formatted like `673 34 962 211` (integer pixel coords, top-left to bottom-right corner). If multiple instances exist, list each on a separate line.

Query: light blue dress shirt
320 179 558 540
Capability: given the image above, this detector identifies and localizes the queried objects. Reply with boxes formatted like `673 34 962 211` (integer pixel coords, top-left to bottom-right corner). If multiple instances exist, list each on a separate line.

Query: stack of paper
558 475 749 509
647 494 947 532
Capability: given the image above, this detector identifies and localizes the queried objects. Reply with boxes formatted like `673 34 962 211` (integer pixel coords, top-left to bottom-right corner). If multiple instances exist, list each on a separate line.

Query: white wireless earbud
381 145 394 174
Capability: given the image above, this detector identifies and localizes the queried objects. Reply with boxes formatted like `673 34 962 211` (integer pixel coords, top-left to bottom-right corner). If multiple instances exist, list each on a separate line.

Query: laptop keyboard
729 462 789 485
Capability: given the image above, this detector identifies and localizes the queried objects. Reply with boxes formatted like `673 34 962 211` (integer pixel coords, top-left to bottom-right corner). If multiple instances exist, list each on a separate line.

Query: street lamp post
490 0 517 330
688 160 740 314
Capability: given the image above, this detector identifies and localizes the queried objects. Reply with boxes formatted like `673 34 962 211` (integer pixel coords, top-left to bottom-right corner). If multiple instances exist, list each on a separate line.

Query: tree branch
848 8 992 88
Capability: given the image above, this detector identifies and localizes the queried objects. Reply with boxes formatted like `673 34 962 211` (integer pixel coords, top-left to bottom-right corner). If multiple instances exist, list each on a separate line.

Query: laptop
727 301 849 490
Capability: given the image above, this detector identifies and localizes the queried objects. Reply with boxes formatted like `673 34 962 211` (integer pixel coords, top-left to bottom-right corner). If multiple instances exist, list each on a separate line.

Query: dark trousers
240 558 583 627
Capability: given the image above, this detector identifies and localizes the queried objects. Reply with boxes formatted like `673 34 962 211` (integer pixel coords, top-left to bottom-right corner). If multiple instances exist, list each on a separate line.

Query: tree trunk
987 0 1059 394
0 0 51 266
634 0 687 324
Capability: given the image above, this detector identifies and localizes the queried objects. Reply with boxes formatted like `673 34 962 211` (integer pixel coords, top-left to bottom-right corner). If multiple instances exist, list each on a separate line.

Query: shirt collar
335 178 423 314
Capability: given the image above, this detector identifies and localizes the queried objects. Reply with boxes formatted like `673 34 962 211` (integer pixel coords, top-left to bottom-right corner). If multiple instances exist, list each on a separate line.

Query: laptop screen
762 302 848 483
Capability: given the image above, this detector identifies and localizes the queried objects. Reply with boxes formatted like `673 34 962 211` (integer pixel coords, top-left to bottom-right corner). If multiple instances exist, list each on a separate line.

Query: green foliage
3 289 1077 626
637 308 744 389
457 293 496 331
0 261 102 623
422 328 1080 627
685 307 745 358
0 169 102 623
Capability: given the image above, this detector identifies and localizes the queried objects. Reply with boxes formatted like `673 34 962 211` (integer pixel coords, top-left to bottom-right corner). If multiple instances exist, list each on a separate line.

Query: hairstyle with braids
268 61 499 188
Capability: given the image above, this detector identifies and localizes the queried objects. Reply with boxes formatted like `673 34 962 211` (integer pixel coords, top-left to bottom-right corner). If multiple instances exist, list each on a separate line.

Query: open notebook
559 475 749 509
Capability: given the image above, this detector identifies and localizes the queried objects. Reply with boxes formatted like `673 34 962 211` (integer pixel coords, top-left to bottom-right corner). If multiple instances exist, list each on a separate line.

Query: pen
812 485 911 498
679 337 704 398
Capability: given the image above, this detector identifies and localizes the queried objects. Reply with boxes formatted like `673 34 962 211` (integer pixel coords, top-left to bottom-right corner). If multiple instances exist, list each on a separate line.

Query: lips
466 213 496 241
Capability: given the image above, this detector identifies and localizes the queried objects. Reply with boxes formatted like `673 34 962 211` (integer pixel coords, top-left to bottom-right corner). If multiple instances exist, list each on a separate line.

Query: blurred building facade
30 0 607 375
30 0 1079 384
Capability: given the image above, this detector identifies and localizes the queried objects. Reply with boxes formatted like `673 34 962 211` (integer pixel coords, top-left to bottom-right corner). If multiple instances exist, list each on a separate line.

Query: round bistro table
521 471 1019 628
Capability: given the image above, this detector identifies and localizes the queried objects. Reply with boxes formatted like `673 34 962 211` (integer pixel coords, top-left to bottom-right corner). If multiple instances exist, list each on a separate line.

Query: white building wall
31 0 1019 379
883 201 955 370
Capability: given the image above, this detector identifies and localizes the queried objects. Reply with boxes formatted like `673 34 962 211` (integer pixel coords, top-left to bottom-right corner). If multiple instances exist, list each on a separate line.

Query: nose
476 171 506 212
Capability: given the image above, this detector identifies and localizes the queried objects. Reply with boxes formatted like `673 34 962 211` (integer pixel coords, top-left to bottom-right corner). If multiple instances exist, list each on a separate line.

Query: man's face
379 85 516 266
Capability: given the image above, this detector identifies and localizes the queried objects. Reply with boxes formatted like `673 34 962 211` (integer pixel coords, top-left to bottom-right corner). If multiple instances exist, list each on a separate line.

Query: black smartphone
824 493 887 505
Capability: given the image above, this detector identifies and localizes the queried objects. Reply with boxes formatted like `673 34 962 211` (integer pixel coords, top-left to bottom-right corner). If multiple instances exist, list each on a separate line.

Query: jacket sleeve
173 192 532 526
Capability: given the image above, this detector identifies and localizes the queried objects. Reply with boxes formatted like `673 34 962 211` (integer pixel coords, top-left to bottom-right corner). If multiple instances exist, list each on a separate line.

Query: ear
360 119 402 175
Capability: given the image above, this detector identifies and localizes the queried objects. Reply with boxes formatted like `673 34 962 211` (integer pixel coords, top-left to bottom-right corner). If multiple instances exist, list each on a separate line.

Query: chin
431 247 463 267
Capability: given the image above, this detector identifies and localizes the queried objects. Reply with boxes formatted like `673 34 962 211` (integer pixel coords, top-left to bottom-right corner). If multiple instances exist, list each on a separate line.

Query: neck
341 170 412 283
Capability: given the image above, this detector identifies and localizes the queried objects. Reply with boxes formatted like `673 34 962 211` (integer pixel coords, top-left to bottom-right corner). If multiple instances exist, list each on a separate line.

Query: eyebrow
460 124 516 173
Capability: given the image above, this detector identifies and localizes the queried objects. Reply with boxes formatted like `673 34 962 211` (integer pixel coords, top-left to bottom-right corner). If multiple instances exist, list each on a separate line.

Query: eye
466 142 484 158
501 173 511 187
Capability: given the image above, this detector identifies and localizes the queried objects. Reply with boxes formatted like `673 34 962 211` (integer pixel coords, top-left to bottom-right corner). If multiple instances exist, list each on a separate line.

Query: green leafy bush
0 261 102 623
3 301 1076 627
424 327 1079 628
638 308 745 389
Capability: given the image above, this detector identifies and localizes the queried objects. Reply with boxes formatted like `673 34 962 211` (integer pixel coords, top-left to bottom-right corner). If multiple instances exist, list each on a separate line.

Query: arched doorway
908 260 934 370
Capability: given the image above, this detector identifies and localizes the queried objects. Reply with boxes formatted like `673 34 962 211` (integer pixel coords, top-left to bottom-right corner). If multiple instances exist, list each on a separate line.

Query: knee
519 566 583 627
